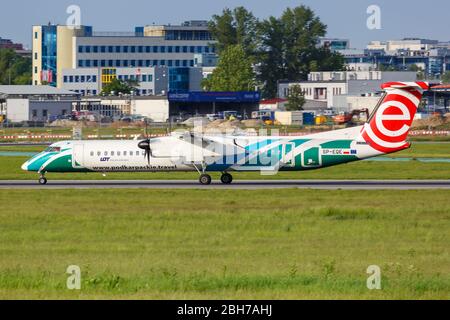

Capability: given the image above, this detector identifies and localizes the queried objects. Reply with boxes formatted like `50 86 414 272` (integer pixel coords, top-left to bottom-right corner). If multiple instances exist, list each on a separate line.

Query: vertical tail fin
360 81 429 154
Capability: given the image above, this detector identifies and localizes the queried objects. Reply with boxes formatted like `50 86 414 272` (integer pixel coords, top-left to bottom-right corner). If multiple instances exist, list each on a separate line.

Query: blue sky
2 0 449 49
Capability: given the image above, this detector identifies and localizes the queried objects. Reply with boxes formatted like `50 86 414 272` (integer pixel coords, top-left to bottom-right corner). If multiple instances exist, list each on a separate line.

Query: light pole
7 54 15 85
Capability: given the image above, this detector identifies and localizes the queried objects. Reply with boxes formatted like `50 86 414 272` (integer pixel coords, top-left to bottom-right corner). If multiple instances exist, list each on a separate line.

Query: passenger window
104 151 108 156
45 147 61 153
97 151 101 156
90 151 94 156
111 151 115 156
117 151 121 156
123 151 127 156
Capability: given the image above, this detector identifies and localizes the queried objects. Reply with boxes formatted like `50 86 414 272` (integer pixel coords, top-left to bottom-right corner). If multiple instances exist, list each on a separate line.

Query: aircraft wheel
199 174 212 185
220 173 233 184
38 177 48 185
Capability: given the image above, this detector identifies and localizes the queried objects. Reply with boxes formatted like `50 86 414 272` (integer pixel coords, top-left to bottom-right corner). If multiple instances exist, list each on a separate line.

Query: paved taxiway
0 180 449 190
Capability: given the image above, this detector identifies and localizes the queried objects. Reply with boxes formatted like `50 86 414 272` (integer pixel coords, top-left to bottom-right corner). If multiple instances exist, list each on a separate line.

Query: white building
259 98 287 111
367 39 439 55
61 67 168 96
32 22 217 90
61 66 206 96
0 86 79 122
278 71 417 108
132 97 169 122
77 96 169 122
333 95 382 113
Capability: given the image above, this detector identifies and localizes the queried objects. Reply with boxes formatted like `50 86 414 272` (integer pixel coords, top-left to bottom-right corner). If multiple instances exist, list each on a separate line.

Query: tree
285 85 305 111
442 71 450 83
101 78 137 95
208 7 258 58
202 45 255 92
208 6 345 97
409 64 425 80
377 64 398 72
256 16 286 98
256 6 344 98
0 49 31 85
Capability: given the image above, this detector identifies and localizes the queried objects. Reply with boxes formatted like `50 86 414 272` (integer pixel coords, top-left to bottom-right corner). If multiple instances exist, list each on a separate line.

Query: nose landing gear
38 175 47 185
199 174 212 185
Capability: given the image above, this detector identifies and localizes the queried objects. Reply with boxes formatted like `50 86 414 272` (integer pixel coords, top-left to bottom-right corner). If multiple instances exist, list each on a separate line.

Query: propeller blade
138 139 152 165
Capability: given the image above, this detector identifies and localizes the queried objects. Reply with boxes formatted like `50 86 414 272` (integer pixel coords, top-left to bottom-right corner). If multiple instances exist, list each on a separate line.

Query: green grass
6 158 450 180
0 126 171 142
409 136 450 142
0 145 47 153
1 125 449 142
0 126 167 136
0 189 449 299
390 143 450 158
1 140 449 157
0 142 449 180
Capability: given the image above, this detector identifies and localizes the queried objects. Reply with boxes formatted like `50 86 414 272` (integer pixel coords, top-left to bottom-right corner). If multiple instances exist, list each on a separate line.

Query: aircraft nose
21 161 29 171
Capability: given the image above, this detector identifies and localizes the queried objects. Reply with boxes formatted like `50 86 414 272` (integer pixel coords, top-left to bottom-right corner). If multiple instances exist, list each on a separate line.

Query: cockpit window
45 147 61 153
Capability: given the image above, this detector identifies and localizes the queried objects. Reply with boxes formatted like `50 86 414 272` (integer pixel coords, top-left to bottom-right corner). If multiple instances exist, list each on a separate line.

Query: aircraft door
72 143 84 168
282 142 295 167
302 147 322 168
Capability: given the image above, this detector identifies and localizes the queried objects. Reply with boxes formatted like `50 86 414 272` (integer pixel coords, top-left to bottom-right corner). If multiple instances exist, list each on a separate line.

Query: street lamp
7 54 16 85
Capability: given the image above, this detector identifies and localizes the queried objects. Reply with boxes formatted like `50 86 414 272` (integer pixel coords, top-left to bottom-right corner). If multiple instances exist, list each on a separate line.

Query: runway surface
1 180 450 190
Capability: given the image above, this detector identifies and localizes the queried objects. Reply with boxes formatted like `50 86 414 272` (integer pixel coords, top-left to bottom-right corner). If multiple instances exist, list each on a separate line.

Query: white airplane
22 81 429 185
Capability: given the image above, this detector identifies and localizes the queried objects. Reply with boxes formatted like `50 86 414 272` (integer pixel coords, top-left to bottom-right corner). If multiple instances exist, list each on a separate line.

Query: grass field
1 125 450 143
0 189 448 299
0 143 449 181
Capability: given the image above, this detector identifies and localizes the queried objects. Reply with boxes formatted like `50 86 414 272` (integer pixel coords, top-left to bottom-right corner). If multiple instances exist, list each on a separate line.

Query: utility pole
7 55 15 85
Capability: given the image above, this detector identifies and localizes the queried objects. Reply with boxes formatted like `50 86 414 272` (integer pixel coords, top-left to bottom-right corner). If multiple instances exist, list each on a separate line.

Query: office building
60 66 204 96
341 38 450 77
0 85 80 122
32 21 217 93
319 38 350 51
0 37 31 57
278 71 417 108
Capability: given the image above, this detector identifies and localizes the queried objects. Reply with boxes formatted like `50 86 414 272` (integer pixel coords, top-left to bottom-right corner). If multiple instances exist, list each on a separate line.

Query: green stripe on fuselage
320 140 358 167
43 154 91 172
320 140 353 149
25 152 56 172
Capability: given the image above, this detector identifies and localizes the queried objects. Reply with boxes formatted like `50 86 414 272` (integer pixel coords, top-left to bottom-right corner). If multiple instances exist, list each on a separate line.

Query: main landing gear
198 173 233 185
192 163 233 185
220 173 233 184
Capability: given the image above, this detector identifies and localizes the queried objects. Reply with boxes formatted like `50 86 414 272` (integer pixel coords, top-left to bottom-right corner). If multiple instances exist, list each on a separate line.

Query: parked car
72 111 100 122
206 114 220 121
219 111 242 120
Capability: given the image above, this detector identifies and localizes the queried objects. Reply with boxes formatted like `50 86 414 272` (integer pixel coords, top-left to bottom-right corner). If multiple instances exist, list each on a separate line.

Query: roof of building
431 84 450 90
260 98 287 104
0 85 78 96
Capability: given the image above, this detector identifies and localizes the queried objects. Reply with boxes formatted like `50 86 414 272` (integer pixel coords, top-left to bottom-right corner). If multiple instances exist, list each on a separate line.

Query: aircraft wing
177 132 217 148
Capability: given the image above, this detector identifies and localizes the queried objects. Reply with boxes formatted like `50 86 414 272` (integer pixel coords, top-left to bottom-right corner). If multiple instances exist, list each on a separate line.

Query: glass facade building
169 67 190 92
33 22 217 92
165 30 213 41
41 25 57 86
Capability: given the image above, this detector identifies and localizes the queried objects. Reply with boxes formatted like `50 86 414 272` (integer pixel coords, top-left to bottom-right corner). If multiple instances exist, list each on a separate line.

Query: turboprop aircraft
22 81 429 185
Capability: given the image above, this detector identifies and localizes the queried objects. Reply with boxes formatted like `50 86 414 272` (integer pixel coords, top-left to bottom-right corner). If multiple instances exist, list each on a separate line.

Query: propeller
138 139 152 164
138 119 152 165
